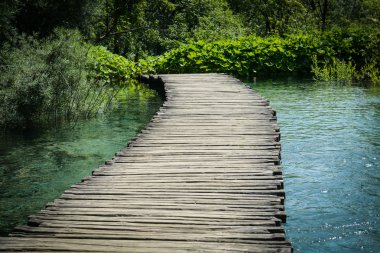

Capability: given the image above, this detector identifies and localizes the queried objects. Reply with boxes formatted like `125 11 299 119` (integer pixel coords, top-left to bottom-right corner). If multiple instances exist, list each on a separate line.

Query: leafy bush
310 27 380 84
88 46 140 87
148 34 326 77
0 29 140 129
1 27 378 130
145 28 379 83
319 26 380 68
193 7 247 42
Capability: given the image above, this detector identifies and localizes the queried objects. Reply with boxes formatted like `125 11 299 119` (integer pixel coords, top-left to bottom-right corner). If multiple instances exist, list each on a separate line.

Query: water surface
0 85 163 235
1 78 379 253
249 79 380 253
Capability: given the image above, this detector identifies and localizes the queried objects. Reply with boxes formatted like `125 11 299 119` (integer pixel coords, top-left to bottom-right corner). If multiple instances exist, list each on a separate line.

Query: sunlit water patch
248 80 380 253
0 85 163 235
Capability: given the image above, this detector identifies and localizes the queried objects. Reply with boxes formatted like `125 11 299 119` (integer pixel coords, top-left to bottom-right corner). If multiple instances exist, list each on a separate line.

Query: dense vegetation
149 28 379 78
0 30 128 128
1 0 379 128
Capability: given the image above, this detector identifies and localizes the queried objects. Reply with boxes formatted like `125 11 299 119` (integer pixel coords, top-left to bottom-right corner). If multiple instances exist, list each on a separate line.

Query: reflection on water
249 80 380 253
0 84 163 235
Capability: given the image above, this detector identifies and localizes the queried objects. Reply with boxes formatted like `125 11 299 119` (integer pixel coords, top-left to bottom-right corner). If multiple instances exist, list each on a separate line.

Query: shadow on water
0 83 164 235
247 78 380 253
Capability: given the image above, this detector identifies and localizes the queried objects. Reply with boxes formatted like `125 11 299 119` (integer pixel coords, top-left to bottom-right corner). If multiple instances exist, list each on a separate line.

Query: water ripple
249 80 380 253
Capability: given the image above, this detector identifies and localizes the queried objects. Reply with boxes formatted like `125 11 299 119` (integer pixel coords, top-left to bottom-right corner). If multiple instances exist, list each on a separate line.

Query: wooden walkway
0 74 292 252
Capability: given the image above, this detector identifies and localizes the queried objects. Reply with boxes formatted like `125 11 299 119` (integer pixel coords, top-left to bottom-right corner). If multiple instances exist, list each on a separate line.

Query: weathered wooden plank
28 214 283 226
46 202 284 211
59 193 285 202
63 189 285 197
0 238 292 253
92 170 282 176
114 158 280 165
78 178 284 184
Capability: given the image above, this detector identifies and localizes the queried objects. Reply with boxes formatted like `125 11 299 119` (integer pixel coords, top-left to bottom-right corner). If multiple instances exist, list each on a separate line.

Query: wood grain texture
0 73 292 252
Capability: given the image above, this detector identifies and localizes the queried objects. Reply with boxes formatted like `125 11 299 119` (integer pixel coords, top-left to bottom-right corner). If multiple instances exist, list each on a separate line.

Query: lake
0 79 379 253
0 84 163 235
249 79 379 253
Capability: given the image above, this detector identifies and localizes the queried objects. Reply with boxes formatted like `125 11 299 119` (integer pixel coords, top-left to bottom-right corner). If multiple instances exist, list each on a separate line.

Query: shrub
88 46 141 87
145 28 379 83
0 29 131 129
311 56 356 83
357 61 380 84
148 35 324 77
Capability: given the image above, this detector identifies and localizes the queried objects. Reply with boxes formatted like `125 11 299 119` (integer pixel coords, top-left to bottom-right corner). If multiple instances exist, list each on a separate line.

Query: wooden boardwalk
0 74 292 252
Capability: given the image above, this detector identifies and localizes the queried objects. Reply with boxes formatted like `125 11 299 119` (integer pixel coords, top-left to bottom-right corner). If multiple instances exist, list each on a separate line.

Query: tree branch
98 26 165 41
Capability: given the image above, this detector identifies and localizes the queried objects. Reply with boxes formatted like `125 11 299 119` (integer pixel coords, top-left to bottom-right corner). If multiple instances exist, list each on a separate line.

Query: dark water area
248 79 380 253
0 85 163 235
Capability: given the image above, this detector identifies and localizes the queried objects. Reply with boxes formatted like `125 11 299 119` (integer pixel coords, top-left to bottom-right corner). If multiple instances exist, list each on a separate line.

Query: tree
227 0 311 36
0 0 20 42
302 0 380 30
85 0 247 57
303 0 333 31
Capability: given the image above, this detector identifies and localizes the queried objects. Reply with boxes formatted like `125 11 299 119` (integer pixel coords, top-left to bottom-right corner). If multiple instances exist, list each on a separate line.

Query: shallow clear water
0 85 163 235
249 79 380 253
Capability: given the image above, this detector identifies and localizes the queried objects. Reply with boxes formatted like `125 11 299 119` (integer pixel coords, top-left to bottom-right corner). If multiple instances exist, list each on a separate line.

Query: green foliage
332 59 356 82
0 0 379 131
0 0 19 42
146 29 378 78
319 26 380 66
357 61 380 84
192 5 247 42
88 46 141 87
311 56 356 83
228 0 315 36
1 0 379 55
139 28 379 86
311 57 380 84
75 0 248 57
87 44 158 88
311 56 332 81
0 29 128 129
310 26 380 83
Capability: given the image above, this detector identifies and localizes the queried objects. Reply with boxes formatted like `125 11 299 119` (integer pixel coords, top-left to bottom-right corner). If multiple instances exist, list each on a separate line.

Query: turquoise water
1 79 379 253
249 80 380 253
0 85 163 235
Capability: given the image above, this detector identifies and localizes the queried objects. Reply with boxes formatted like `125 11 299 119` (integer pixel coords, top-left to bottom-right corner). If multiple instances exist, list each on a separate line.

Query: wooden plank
0 73 291 252
0 238 292 253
